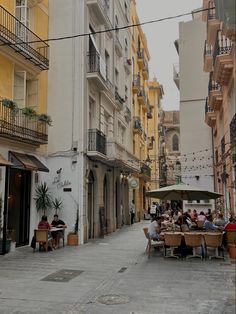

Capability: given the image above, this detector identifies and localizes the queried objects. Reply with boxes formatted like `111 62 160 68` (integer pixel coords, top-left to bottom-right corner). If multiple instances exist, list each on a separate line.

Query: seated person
214 213 226 227
224 217 236 230
51 214 67 249
197 211 206 222
38 215 52 250
191 209 198 222
148 216 164 241
204 214 223 231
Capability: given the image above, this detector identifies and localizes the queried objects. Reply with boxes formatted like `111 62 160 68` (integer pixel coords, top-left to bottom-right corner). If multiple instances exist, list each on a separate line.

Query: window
105 50 110 80
15 0 30 41
125 38 128 57
89 97 95 129
115 68 119 91
172 134 179 151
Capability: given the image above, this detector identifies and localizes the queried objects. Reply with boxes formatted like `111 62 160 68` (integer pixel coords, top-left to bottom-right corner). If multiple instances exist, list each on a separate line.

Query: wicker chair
164 232 182 259
143 227 164 258
184 233 203 259
34 229 49 252
204 233 224 260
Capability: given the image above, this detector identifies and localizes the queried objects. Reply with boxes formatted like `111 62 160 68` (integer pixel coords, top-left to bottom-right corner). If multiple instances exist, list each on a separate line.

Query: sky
135 0 203 111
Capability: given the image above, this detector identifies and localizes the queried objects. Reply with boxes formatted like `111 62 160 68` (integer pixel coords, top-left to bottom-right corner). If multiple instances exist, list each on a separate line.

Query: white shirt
129 202 135 214
148 220 158 235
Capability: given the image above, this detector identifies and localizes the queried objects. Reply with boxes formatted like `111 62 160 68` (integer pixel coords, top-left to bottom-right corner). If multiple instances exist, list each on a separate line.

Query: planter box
0 239 11 254
228 244 236 259
67 233 78 246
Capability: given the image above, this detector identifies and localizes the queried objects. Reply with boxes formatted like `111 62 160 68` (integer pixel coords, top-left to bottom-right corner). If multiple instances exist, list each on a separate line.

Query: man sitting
51 214 67 249
204 214 223 231
148 216 164 241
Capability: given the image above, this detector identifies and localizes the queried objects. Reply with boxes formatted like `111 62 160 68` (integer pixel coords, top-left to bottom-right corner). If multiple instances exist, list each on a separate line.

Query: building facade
131 0 151 221
175 13 215 212
0 0 49 249
202 0 235 216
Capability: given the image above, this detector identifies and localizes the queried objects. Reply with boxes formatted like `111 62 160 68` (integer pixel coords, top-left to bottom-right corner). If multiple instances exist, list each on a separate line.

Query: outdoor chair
196 220 205 230
143 227 164 259
33 229 49 252
184 233 203 259
164 232 182 259
204 233 224 260
58 229 65 247
180 224 189 232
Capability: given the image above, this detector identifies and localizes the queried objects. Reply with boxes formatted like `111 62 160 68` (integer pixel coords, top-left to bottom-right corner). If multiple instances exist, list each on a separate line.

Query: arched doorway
88 171 95 239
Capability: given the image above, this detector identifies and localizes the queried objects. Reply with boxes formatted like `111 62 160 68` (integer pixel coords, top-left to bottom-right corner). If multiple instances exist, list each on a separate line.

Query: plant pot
0 239 11 254
228 244 236 259
67 233 78 246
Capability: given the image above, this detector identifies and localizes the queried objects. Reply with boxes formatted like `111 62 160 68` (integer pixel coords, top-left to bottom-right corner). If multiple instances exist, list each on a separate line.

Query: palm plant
34 182 52 215
52 197 63 215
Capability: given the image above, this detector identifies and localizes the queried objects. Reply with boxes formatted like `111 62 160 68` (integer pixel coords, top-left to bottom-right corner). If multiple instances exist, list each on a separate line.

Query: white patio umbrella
146 183 222 201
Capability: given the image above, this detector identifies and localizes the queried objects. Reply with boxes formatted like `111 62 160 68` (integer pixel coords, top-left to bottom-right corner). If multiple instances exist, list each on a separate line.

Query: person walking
129 200 136 225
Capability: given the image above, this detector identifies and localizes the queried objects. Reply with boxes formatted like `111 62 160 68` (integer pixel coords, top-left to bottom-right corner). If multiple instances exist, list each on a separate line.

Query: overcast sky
135 0 203 111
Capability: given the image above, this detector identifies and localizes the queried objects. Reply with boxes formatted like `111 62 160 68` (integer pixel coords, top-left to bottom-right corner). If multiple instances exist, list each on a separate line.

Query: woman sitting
38 215 53 251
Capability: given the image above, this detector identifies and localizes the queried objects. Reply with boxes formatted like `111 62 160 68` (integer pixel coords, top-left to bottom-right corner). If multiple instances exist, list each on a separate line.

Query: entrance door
103 175 108 234
7 168 31 247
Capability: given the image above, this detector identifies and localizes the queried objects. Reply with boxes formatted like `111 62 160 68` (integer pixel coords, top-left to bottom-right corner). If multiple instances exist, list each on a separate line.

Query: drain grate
97 294 130 305
41 269 83 282
118 267 127 273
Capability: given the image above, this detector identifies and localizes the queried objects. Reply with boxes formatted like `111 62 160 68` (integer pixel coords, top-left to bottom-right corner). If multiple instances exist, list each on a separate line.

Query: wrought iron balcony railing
115 89 125 111
137 48 144 60
88 128 106 155
204 40 213 56
132 74 140 89
0 5 49 70
0 100 48 145
133 117 142 131
205 98 214 114
213 31 232 64
208 0 216 20
230 114 236 146
208 76 221 93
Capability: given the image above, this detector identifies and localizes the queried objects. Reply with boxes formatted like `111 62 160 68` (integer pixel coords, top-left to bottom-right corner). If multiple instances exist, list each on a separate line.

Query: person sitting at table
214 213 226 227
148 216 164 241
38 215 52 251
197 211 206 222
204 214 223 231
224 216 236 230
51 214 67 249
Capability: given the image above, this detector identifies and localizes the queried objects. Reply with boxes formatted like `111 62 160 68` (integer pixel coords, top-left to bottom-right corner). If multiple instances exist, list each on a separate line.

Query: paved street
0 221 235 314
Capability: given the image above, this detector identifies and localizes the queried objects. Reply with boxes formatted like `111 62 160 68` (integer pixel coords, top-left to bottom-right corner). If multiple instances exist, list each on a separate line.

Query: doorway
88 171 95 239
7 168 31 247
103 175 108 234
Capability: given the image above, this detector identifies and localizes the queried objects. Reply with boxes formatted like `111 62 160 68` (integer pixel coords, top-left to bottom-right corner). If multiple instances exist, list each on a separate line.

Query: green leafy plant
22 107 38 119
74 209 79 234
38 113 52 126
52 197 63 215
34 182 52 215
2 98 18 114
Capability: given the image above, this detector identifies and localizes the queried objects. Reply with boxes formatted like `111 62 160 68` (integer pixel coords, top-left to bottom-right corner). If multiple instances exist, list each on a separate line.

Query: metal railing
115 90 124 110
87 51 101 73
207 0 216 20
137 86 145 98
88 129 106 155
204 40 213 56
208 74 221 93
133 74 140 88
213 31 232 64
137 48 144 59
141 163 151 178
133 117 142 131
205 97 214 114
0 5 49 70
0 100 48 145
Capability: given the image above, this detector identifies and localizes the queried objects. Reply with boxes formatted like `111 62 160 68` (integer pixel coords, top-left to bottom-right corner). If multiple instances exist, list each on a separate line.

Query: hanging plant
22 107 38 119
38 113 52 126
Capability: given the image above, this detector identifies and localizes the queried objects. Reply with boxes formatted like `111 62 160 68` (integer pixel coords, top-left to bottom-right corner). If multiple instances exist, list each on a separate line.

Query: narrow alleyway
0 221 235 314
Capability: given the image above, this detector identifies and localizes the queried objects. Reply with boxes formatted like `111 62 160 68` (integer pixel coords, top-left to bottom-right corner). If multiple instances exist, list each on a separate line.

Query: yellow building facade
0 0 49 249
131 0 151 220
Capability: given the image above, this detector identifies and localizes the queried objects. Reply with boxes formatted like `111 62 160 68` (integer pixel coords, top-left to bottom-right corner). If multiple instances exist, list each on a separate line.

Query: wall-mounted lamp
56 168 62 174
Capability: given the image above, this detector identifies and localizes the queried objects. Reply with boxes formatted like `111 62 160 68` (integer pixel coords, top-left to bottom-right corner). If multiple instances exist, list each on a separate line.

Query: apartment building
0 0 49 250
48 0 139 244
202 0 235 215
147 79 163 198
130 0 151 221
175 11 215 212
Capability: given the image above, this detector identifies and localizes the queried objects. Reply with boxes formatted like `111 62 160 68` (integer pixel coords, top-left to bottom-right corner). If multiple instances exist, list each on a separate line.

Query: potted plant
0 196 11 254
228 239 236 259
22 107 38 119
34 182 52 215
38 113 52 126
67 209 79 246
52 197 63 215
2 98 18 113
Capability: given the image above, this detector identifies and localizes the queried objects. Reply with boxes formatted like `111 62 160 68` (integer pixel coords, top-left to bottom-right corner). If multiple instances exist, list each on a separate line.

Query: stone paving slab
0 222 235 314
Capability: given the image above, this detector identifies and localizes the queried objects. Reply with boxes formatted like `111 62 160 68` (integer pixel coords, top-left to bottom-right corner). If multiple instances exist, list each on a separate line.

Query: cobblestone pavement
0 221 235 314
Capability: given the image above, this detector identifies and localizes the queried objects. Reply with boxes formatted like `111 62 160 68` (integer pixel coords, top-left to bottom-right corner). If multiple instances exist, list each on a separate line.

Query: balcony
142 60 149 80
115 34 123 57
106 139 140 173
147 106 153 119
133 117 142 135
140 162 151 180
137 86 146 106
115 89 125 111
87 129 107 159
207 1 221 45
230 114 236 147
87 0 112 29
173 63 180 89
87 51 109 90
148 136 154 150
203 41 213 72
124 58 132 75
213 32 233 85
208 76 223 110
205 98 216 127
0 6 49 71
132 74 140 93
0 100 48 145
137 48 145 69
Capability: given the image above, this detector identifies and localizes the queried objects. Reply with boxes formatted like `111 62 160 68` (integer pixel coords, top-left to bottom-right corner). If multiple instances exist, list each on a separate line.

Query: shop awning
0 154 13 166
9 151 49 172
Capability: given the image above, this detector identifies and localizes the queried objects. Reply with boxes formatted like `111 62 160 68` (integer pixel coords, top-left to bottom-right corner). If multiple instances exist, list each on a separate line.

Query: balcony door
15 0 30 42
